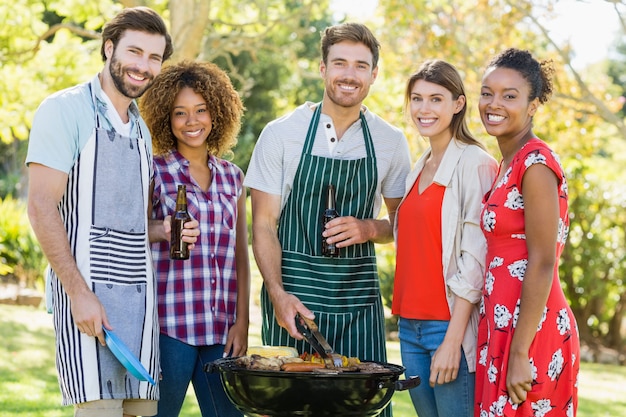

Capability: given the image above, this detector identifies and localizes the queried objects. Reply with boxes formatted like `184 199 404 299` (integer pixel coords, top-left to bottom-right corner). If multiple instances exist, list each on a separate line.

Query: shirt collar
90 74 141 122
165 149 223 174
433 139 468 186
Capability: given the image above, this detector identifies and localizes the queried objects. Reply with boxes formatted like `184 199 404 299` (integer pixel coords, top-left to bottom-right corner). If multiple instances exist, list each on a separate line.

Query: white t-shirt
244 102 412 217
101 90 132 137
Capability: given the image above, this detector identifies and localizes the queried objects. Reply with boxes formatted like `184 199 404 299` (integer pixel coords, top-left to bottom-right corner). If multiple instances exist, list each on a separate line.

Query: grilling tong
295 314 344 368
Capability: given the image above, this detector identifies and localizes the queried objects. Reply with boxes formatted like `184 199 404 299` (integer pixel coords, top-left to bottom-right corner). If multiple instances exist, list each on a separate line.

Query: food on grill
299 352 361 368
280 362 326 372
235 354 303 371
233 351 374 373
352 361 394 374
246 345 299 358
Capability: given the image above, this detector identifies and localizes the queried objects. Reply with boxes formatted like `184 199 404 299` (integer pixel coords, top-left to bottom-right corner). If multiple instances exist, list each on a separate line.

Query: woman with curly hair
475 48 579 417
140 60 249 417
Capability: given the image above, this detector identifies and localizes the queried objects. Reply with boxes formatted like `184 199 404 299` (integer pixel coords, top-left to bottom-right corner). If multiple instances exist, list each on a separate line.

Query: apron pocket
89 226 148 285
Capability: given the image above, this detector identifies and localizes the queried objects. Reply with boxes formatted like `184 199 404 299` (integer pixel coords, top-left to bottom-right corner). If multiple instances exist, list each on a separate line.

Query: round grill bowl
206 357 420 417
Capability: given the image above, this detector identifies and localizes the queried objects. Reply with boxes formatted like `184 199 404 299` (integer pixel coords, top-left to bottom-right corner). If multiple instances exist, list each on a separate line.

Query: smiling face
170 87 212 152
104 29 166 99
320 41 378 110
479 66 539 141
409 79 464 143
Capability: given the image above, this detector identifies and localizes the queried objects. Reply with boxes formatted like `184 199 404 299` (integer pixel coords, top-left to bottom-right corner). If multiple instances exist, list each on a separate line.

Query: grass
0 302 415 417
2 269 625 417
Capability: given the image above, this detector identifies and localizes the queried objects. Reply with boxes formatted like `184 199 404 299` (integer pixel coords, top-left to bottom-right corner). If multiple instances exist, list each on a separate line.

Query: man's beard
109 52 153 99
326 79 368 109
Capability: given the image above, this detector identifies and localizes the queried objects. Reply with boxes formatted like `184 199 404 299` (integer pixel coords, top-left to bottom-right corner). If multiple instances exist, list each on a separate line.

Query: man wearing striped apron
245 23 411 416
26 8 197 417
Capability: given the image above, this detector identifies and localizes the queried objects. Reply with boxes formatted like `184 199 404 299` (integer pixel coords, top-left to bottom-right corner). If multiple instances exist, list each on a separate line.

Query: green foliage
0 136 28 199
0 0 104 144
376 243 395 308
0 0 104 200
370 0 626 350
208 2 332 172
214 44 306 172
607 37 626 117
0 197 46 289
376 242 399 333
560 152 626 349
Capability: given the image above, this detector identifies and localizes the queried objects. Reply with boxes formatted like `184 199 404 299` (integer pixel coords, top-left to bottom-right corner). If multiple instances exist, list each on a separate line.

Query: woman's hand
429 340 461 387
506 351 533 404
224 319 249 357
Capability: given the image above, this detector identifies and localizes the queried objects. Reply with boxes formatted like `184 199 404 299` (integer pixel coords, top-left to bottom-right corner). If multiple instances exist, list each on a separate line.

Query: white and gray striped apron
260 104 388 364
48 81 159 405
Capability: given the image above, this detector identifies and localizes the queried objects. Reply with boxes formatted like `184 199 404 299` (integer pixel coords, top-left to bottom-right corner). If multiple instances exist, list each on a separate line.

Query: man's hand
71 287 110 346
269 289 315 339
322 216 375 248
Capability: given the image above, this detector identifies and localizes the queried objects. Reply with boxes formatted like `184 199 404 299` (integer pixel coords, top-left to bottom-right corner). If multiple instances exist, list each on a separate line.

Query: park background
1 0 625 415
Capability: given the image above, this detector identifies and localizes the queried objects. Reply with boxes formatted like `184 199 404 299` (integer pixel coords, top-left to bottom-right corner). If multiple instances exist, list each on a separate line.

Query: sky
547 0 621 68
330 0 621 69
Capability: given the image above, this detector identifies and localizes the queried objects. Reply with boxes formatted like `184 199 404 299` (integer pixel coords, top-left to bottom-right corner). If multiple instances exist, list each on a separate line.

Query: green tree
0 0 334 286
208 7 331 172
607 39 626 117
0 1 106 198
0 0 333 199
367 0 626 351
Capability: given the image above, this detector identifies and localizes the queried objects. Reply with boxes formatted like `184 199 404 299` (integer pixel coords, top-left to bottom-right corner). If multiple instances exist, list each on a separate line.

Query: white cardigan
394 139 497 372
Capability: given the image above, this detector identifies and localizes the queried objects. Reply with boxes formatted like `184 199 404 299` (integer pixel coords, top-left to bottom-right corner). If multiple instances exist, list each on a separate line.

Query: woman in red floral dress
475 48 580 417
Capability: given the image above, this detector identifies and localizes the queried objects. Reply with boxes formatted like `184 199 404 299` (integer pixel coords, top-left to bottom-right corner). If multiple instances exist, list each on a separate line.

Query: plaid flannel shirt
151 150 243 346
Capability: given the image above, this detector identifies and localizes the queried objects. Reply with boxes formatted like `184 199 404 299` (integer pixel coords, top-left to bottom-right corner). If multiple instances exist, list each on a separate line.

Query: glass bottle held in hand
170 184 191 260
321 184 340 257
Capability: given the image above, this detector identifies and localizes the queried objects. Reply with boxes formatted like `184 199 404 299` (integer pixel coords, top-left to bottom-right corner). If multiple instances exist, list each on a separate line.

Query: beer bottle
321 184 340 257
170 184 191 260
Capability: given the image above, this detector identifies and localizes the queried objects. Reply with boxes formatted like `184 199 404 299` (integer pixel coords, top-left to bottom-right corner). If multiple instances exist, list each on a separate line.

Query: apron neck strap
89 78 143 139
88 80 102 128
303 104 374 158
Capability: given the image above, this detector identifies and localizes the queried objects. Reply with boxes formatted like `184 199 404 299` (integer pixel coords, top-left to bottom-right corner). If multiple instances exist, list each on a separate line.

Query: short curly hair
487 48 555 105
140 60 244 157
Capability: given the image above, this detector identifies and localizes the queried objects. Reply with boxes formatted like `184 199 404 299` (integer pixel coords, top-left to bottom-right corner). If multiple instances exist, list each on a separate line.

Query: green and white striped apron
260 104 388 366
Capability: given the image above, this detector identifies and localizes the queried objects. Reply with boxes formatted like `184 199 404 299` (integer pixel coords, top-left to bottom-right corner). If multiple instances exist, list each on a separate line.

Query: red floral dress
476 138 580 417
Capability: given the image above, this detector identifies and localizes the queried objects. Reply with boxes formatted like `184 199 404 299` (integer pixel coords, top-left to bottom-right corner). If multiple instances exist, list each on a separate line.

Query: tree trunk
169 0 211 62
607 291 626 351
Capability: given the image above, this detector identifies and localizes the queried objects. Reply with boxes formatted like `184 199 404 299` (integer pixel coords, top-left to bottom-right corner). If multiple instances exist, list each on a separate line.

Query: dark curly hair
487 48 555 104
140 60 244 157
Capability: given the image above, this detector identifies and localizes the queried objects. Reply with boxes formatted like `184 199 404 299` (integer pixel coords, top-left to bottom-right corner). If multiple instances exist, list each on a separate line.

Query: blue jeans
398 318 474 417
155 334 242 417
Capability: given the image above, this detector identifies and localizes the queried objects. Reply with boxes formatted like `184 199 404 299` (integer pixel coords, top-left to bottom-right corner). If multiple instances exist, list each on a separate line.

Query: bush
377 242 399 334
0 197 46 290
